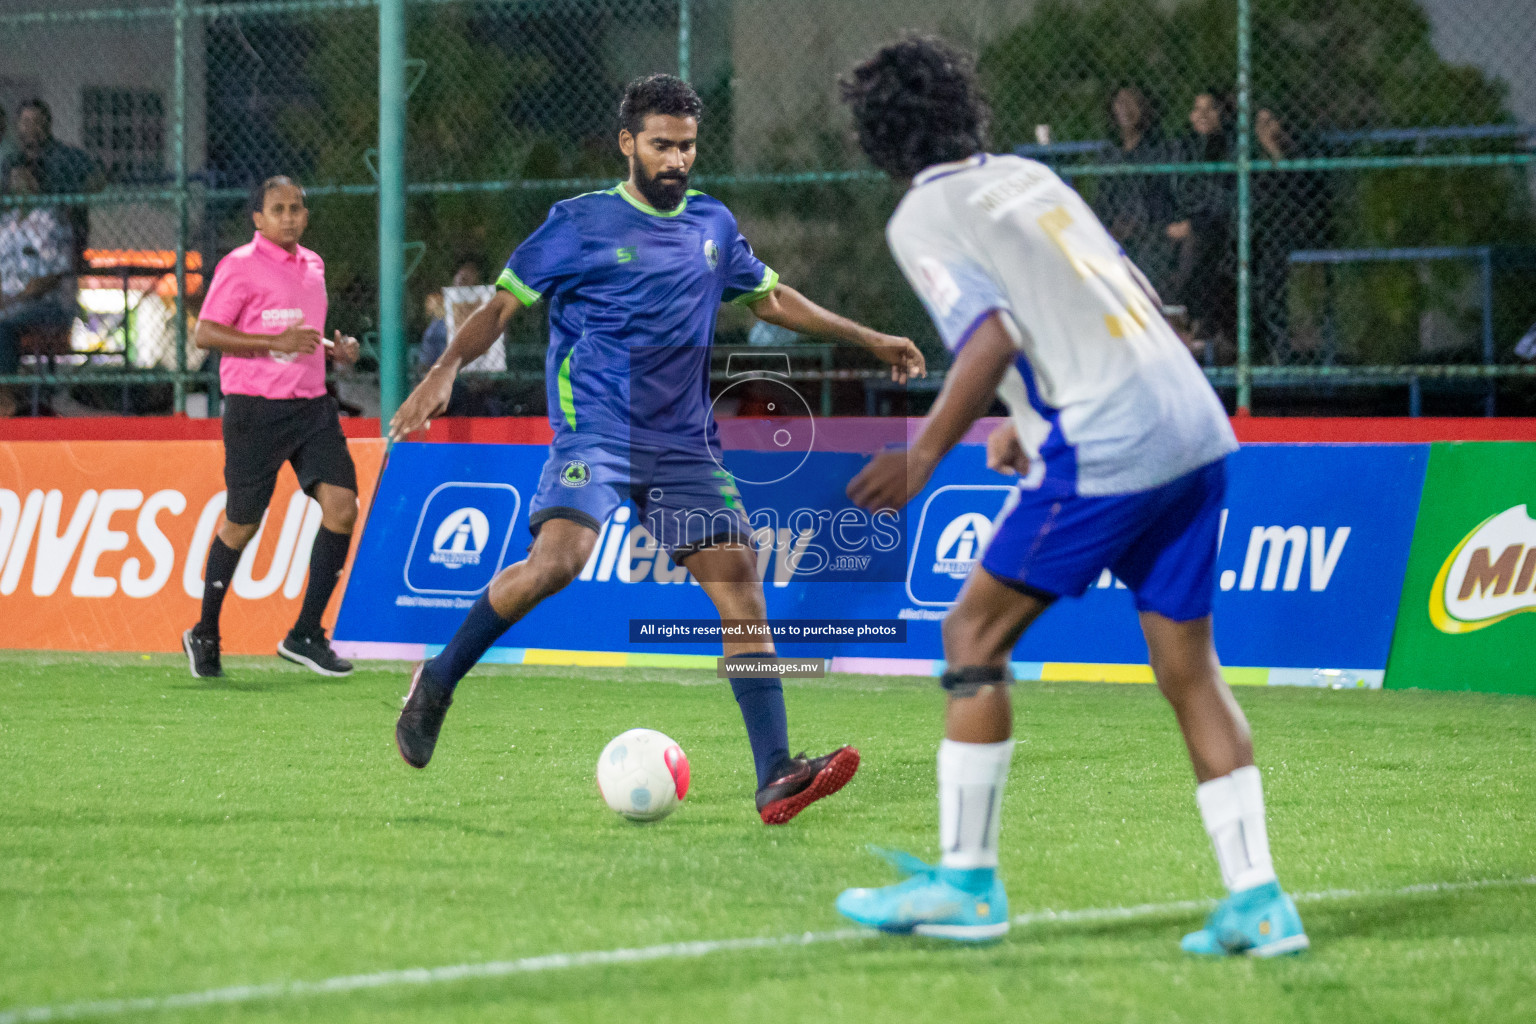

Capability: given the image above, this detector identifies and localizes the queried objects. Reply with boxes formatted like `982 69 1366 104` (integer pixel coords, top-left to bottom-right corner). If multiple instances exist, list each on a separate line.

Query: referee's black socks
294 526 352 637
197 537 242 636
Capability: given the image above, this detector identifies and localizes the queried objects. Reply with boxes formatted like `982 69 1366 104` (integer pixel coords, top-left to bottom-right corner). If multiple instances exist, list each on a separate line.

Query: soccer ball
596 728 690 822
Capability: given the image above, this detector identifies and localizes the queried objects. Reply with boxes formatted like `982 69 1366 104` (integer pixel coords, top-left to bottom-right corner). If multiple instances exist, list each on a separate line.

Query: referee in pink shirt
182 176 361 679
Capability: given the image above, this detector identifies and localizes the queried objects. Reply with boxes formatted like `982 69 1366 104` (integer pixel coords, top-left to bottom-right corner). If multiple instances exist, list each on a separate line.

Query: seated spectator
1093 85 1180 296
3 99 102 269
1168 90 1237 360
0 162 77 414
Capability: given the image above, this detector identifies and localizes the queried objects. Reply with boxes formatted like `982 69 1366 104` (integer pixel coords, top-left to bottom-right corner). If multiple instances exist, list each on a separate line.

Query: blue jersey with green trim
498 185 777 451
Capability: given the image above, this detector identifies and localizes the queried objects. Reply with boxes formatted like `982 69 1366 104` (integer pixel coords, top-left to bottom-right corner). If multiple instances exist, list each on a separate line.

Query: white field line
4 876 1532 1024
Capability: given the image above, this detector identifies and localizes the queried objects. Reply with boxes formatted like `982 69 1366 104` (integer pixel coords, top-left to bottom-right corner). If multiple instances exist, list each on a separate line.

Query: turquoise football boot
1181 880 1310 957
836 848 1010 942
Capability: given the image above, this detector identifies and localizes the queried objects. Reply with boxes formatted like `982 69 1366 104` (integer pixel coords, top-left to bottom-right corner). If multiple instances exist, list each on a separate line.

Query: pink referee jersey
199 231 328 399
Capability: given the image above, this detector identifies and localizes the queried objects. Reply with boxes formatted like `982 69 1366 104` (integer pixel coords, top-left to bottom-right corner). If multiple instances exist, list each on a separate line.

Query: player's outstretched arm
389 289 523 441
748 284 925 382
847 312 1015 512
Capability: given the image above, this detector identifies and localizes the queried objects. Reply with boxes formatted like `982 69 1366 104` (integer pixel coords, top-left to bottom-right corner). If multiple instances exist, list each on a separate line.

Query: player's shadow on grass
174 674 348 694
1301 885 1532 944
172 677 286 693
385 814 516 839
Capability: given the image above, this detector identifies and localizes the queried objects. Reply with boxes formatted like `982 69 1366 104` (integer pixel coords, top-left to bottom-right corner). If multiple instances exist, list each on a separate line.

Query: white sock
1196 764 1278 893
938 738 1015 870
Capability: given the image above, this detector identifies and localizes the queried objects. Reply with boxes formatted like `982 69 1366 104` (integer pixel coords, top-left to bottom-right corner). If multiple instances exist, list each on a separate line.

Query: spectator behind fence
418 256 490 415
1093 85 1180 297
1168 90 1237 360
1252 106 1332 362
0 161 77 416
418 256 485 369
3 99 102 267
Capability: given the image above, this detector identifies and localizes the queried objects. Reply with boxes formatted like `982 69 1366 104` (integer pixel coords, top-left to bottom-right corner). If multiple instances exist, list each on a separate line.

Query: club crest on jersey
560 460 591 487
703 239 719 271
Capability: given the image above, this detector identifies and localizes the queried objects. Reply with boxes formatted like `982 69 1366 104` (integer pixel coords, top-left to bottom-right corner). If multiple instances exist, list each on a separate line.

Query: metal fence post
172 0 190 415
678 0 691 83
379 0 407 434
1235 0 1253 415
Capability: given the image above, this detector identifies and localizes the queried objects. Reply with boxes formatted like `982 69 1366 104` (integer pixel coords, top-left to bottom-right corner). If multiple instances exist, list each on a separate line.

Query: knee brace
939 665 1013 699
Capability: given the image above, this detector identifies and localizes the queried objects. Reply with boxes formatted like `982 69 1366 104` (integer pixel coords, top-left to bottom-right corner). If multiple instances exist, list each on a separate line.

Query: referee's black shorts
221 393 358 525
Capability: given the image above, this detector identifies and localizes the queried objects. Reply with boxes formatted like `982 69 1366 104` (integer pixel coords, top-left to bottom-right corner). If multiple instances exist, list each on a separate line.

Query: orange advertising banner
0 439 385 655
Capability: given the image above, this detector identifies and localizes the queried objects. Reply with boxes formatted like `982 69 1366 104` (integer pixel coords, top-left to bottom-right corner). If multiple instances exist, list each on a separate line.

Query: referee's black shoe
182 626 222 678
396 663 453 768
277 628 354 677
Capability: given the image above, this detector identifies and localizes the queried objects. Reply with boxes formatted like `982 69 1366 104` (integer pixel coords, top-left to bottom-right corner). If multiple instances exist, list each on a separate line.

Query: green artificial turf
1 652 1533 1022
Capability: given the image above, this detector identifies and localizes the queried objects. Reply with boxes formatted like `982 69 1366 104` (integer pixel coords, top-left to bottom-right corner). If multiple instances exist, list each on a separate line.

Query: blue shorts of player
981 457 1227 621
529 433 750 557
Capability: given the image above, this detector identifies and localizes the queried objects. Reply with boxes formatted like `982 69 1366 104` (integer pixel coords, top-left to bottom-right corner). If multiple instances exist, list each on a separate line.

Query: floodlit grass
1 652 1533 1022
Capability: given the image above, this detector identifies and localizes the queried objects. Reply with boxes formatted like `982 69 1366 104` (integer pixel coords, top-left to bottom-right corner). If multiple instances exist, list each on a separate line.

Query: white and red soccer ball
596 728 690 822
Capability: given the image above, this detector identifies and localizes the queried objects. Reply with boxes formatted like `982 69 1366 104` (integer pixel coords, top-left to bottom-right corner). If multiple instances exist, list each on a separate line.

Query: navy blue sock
725 652 791 789
424 593 513 694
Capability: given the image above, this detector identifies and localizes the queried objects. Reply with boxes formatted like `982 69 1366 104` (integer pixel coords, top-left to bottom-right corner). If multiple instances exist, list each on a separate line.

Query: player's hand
270 325 322 355
389 367 454 442
325 330 361 365
847 449 933 513
985 421 1030 477
870 335 926 383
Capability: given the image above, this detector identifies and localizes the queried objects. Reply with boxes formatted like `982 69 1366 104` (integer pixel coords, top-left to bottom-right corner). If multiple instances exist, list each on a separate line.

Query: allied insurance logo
932 513 995 578
1429 504 1536 634
404 482 520 596
430 507 491 568
906 485 1013 606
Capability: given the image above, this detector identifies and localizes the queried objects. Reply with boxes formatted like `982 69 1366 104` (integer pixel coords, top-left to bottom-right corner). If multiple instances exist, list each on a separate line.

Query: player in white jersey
831 37 1308 955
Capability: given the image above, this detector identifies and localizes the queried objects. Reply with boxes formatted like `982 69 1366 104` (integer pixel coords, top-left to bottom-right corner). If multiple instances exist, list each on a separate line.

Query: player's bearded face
627 115 697 211
635 159 689 211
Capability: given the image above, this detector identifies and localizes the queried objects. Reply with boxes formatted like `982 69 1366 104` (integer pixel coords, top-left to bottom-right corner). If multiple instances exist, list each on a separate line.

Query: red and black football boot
755 746 860 825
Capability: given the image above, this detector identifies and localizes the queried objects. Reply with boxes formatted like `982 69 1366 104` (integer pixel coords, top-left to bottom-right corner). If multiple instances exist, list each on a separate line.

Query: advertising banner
1386 442 1536 695
336 441 1425 683
0 439 385 654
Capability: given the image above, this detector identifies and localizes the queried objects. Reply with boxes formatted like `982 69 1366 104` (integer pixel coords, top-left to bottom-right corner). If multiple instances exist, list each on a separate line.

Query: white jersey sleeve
887 154 1237 497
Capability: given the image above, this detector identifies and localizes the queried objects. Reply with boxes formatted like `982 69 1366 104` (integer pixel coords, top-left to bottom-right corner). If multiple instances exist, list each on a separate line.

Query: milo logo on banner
1386 442 1536 696
1430 505 1536 634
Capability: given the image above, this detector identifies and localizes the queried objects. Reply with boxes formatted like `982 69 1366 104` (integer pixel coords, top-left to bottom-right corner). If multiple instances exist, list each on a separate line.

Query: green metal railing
1 0 1533 423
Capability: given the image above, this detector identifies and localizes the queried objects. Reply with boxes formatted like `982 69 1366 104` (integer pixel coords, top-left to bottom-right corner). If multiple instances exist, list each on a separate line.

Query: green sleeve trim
731 266 780 305
496 267 541 306
557 350 577 429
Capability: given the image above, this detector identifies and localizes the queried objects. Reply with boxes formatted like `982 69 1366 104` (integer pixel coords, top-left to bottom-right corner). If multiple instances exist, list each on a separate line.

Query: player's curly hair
840 36 990 179
619 74 703 136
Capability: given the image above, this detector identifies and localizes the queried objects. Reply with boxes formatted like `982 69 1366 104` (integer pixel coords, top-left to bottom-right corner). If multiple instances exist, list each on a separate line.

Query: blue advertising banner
336 441 1428 680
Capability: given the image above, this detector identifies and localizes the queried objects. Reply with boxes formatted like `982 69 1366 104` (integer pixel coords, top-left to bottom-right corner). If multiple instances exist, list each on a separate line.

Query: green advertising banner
1386 442 1536 695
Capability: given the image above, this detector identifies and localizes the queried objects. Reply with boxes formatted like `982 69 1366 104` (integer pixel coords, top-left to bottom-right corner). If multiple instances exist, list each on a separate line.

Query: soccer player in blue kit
832 38 1308 954
389 74 926 825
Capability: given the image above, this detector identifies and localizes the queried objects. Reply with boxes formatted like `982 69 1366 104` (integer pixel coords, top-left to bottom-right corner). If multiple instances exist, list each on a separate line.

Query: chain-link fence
2 0 1533 420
